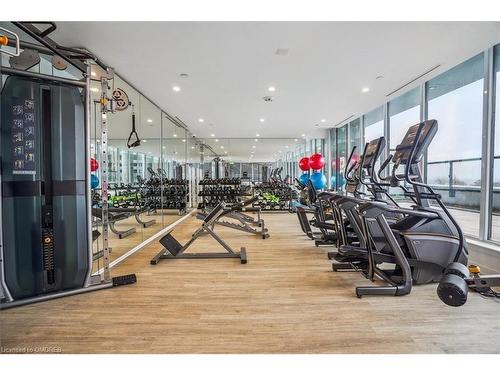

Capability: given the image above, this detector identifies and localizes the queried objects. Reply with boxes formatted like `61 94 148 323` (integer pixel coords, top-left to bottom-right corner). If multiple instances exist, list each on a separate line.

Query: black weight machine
0 22 136 309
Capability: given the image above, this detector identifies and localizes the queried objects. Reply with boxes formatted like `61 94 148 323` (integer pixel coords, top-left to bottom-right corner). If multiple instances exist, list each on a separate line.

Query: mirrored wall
89 73 192 270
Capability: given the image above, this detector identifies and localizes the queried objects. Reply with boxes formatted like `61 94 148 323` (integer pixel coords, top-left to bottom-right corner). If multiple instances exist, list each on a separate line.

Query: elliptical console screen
392 120 437 165
362 137 385 168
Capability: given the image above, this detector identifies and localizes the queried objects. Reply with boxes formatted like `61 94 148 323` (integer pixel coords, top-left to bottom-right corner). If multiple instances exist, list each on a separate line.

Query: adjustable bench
150 202 247 265
197 196 269 239
92 207 136 239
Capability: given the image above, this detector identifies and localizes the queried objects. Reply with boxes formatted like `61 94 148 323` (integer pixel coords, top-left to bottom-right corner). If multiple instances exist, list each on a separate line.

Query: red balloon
299 157 310 171
309 153 325 170
351 153 361 163
90 158 99 172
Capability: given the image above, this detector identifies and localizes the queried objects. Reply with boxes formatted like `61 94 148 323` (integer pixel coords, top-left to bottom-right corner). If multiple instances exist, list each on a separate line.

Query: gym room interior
1 1 499 371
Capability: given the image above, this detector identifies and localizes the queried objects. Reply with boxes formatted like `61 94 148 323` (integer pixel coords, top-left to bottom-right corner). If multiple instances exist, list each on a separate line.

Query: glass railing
427 156 500 213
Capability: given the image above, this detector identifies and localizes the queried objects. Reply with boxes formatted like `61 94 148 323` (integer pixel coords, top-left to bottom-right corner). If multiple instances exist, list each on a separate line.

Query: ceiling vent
333 115 354 127
386 64 441 97
275 48 289 56
262 96 273 102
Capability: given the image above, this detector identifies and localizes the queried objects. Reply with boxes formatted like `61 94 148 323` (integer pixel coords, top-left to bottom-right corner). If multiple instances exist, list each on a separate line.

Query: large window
492 45 500 242
363 106 385 174
335 125 347 191
389 87 421 150
349 118 362 157
364 106 384 144
329 128 337 189
387 88 421 200
427 53 484 237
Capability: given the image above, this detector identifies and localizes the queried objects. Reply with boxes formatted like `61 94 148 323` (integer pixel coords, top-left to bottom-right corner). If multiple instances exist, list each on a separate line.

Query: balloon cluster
298 153 327 190
90 158 100 189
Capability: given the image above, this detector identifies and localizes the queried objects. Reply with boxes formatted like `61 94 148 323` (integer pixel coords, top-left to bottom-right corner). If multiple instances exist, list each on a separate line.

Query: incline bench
150 202 247 265
92 206 156 239
197 196 269 239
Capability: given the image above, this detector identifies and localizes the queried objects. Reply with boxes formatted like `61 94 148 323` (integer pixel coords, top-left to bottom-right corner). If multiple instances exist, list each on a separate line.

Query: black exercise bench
150 202 247 265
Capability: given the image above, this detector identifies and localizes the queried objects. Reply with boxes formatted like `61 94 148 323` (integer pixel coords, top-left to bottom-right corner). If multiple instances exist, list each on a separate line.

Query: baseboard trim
466 237 500 273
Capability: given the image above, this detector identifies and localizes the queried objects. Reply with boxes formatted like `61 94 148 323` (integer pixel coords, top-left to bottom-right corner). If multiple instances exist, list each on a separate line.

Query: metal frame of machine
0 22 136 309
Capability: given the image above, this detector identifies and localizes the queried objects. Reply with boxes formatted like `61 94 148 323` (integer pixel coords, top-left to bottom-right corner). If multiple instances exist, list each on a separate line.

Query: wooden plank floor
1 212 499 354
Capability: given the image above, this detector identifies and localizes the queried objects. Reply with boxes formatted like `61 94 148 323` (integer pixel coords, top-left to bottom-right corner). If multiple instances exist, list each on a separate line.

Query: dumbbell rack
253 182 298 212
140 179 189 215
197 178 242 210
162 179 189 214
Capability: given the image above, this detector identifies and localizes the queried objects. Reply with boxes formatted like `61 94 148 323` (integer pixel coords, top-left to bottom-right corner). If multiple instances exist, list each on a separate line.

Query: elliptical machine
352 120 468 297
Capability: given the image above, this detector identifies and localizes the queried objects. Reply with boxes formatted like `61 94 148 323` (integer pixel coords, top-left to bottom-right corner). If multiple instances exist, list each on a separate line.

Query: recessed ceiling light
294 139 298 142
182 139 186 142
172 86 181 92
191 146 195 149
198 118 204 123
256 133 260 137
301 134 305 137
148 152 152 154
162 146 166 149
321 119 326 123
215 139 219 142
254 139 258 142
361 87 370 93
147 119 153 123
173 134 177 137
220 146 224 149
259 118 265 122
210 134 215 137
252 145 256 149
268 86 276 92
91 71 97 77
224 151 228 154
90 87 99 93
143 139 147 143
285 145 289 148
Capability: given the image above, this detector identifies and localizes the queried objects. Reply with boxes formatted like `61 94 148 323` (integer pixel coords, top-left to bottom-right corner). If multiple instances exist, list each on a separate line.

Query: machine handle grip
0 27 20 57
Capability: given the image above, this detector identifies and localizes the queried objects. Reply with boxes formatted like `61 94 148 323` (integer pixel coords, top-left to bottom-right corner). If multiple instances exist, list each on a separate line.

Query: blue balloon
330 175 336 188
331 175 346 189
310 172 326 190
91 174 100 189
299 173 309 186
338 174 346 188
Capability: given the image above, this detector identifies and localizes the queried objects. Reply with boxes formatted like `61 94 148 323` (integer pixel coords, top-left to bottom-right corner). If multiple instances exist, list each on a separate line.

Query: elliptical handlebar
357 142 370 187
403 122 424 186
377 155 393 182
400 121 466 263
344 146 357 183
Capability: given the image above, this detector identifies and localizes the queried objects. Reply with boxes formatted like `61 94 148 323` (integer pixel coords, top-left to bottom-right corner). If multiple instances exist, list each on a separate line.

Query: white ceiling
54 22 500 139
104 137 305 163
